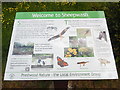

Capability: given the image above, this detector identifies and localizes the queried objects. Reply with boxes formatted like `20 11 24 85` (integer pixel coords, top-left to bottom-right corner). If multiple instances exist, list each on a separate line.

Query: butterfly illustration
57 56 68 67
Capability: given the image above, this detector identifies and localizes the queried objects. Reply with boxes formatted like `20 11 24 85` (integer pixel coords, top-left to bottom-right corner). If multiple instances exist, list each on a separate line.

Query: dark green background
2 2 120 88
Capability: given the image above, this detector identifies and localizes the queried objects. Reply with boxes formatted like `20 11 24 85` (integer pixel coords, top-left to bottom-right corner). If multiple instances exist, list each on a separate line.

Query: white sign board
4 11 118 80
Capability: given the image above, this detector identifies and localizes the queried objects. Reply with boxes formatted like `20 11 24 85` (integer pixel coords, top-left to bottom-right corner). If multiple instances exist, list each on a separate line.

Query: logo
25 67 30 72
9 73 15 79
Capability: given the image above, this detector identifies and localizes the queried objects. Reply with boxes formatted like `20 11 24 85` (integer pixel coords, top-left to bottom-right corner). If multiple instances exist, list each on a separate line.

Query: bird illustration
48 27 70 41
102 31 107 42
98 31 103 40
97 31 107 42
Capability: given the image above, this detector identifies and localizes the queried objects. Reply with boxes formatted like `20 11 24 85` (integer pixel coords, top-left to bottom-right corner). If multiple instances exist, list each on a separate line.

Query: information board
4 11 118 80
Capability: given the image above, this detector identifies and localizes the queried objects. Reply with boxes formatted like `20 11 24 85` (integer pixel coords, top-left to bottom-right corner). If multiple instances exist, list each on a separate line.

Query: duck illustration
48 27 70 41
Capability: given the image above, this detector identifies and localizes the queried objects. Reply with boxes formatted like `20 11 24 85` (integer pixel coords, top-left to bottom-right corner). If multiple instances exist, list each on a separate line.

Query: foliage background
2 2 120 88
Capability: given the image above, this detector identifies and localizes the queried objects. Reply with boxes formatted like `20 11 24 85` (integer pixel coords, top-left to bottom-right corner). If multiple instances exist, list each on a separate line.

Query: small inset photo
31 54 53 69
12 42 34 55
69 36 78 47
78 47 94 57
77 28 91 38
78 38 87 47
64 48 78 57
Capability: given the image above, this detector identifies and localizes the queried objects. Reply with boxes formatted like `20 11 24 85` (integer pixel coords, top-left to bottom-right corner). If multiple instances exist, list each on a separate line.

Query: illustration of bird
102 31 107 42
98 31 103 40
48 27 70 41
97 31 107 42
77 61 89 67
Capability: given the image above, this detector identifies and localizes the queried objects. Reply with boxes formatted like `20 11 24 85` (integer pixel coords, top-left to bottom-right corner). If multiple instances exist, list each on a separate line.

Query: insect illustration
77 61 89 67
98 58 110 66
57 56 68 67
84 30 90 36
48 27 70 41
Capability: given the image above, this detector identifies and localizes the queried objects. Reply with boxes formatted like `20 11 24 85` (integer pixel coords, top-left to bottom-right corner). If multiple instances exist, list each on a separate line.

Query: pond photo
12 42 34 55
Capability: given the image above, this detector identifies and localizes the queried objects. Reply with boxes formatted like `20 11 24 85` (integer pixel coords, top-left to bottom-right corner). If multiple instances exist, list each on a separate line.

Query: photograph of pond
12 42 34 55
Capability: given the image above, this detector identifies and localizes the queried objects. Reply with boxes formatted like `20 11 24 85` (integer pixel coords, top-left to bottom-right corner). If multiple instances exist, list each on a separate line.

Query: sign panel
4 11 118 80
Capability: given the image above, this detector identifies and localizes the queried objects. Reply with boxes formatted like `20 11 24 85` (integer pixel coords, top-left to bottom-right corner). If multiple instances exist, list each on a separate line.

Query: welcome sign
4 11 118 80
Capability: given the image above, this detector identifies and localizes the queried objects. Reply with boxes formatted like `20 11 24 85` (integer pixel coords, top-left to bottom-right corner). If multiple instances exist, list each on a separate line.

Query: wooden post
54 80 68 89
